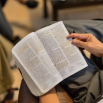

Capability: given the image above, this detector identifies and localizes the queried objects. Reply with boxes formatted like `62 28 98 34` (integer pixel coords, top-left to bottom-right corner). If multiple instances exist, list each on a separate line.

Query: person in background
0 35 18 103
0 1 20 45
0 0 38 45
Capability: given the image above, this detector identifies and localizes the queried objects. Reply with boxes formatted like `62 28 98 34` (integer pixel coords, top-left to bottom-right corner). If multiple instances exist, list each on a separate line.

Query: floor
2 0 103 100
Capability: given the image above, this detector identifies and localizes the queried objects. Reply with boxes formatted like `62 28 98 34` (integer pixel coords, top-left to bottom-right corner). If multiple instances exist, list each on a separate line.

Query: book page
35 21 88 79
12 54 41 96
12 32 62 94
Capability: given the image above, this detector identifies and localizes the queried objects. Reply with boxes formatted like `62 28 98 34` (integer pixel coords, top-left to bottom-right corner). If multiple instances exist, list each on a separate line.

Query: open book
12 21 88 96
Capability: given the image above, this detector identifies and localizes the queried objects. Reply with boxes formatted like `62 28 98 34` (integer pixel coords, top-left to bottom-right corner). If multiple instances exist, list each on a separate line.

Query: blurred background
3 0 103 38
1 0 103 102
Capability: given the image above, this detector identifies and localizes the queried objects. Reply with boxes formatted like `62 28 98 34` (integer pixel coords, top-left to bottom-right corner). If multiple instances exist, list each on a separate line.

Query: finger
72 39 87 48
67 33 88 40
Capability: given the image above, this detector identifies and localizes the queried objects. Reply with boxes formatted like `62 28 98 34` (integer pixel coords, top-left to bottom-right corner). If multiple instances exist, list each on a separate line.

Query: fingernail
72 39 76 44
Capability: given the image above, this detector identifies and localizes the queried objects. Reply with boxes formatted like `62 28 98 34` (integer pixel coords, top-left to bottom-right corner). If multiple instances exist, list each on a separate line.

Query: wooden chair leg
52 7 58 21
43 0 48 18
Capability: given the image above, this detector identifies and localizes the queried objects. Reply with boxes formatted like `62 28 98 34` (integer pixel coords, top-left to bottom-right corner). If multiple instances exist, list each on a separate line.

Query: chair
50 0 103 21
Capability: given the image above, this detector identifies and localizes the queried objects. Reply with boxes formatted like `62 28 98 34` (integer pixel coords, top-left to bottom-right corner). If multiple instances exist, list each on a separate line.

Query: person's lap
19 20 103 103
60 20 103 103
18 52 100 103
61 52 99 103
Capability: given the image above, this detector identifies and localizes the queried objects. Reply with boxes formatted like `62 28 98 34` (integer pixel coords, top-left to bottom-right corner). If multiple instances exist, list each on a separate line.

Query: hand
67 33 103 57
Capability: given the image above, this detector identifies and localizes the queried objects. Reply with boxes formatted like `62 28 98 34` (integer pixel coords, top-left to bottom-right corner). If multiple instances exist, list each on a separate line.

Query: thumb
72 39 87 48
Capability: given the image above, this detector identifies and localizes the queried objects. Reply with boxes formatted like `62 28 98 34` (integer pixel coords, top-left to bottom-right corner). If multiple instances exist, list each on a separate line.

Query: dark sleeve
18 79 39 103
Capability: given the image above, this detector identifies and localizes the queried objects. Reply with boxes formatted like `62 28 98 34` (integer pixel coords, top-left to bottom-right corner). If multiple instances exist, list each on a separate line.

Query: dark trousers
0 3 13 41
61 20 103 103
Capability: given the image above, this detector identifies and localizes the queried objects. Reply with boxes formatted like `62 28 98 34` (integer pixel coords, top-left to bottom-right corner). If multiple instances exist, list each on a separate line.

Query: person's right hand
67 33 103 57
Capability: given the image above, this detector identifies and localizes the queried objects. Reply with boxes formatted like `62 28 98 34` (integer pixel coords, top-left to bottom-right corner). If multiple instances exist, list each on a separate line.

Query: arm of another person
67 33 103 57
